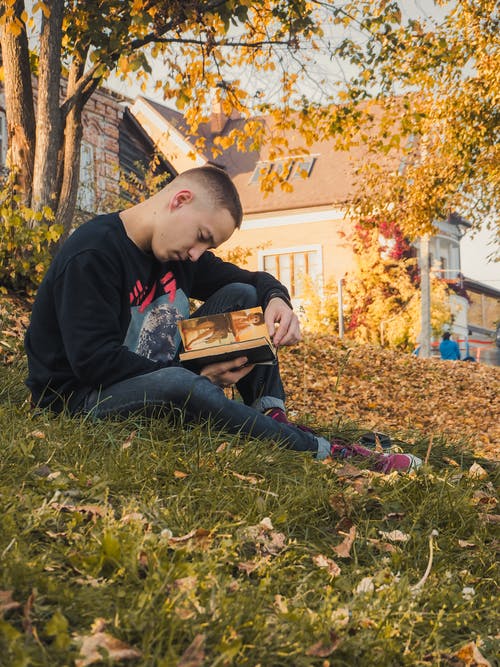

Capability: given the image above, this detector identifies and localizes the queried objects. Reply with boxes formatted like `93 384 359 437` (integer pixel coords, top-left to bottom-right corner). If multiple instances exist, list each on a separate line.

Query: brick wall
77 86 128 213
0 79 128 214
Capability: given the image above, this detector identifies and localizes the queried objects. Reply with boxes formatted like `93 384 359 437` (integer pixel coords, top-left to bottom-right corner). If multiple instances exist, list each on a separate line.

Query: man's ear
170 189 193 210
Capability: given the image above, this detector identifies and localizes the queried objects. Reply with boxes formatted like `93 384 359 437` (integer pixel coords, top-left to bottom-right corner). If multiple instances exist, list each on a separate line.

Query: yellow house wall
467 292 500 331
216 216 355 287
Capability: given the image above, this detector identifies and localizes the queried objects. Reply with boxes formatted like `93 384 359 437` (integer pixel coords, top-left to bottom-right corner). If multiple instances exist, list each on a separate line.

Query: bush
0 179 62 293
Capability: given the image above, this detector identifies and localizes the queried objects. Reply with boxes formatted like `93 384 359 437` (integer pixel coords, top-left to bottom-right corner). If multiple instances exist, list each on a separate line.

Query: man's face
151 189 235 262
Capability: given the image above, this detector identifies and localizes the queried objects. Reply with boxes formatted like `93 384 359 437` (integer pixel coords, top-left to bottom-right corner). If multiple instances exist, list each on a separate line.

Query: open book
177 306 276 371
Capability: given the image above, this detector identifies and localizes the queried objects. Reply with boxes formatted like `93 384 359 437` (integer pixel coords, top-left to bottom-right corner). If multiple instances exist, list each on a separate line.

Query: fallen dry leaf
366 538 398 553
28 430 46 439
177 634 206 667
259 517 274 531
355 577 375 594
333 525 357 558
231 471 263 484
313 554 341 578
236 522 287 557
471 489 497 509
442 456 460 467
328 493 352 517
306 634 341 657
174 470 189 479
237 559 268 575
454 641 492 667
74 623 142 667
458 539 476 549
0 590 21 616
168 528 211 546
274 594 289 614
173 576 198 593
378 529 410 542
50 502 108 518
121 430 136 450
468 463 488 479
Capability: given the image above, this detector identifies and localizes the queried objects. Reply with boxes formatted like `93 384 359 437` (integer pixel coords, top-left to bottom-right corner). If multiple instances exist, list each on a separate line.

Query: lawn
0 295 498 666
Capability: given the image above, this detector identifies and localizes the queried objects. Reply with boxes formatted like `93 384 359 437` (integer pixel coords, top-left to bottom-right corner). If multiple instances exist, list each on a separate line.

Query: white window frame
258 244 323 301
77 140 96 212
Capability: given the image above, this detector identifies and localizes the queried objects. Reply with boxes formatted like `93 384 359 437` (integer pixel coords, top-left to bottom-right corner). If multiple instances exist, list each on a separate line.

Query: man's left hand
264 297 301 347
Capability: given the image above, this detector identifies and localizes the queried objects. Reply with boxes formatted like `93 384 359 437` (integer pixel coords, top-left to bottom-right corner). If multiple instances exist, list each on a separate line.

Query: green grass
0 362 498 666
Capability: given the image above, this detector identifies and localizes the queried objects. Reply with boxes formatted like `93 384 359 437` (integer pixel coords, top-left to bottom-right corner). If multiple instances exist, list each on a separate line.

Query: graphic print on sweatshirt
124 270 190 363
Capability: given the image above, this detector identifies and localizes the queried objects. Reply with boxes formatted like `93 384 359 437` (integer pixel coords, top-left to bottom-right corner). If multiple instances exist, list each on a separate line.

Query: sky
460 228 499 289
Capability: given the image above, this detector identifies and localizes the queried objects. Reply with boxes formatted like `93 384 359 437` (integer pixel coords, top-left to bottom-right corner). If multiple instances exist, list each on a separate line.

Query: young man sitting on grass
25 166 421 473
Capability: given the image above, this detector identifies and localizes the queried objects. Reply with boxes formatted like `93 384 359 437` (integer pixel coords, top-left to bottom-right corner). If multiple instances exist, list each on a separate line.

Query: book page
229 307 269 342
178 312 235 351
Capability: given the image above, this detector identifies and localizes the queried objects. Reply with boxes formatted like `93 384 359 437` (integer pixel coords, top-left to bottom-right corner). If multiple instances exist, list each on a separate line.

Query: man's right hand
200 356 255 388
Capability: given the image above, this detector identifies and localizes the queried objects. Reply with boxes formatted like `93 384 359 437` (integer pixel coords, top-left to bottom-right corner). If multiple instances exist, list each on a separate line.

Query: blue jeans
80 284 322 456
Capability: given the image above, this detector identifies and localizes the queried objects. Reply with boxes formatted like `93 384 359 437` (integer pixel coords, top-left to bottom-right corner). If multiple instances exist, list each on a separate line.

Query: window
249 162 271 183
292 156 316 179
273 159 294 180
260 246 322 298
0 110 7 169
250 157 315 184
77 141 95 211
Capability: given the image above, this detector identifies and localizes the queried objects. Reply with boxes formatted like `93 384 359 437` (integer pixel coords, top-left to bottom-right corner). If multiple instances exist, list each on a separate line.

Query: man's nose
187 244 206 262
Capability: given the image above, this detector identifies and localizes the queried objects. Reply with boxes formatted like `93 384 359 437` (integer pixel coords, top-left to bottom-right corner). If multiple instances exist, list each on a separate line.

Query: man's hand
264 297 301 347
200 356 255 387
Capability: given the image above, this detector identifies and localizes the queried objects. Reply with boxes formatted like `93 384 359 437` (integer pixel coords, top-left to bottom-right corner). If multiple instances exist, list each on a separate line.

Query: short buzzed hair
177 166 243 229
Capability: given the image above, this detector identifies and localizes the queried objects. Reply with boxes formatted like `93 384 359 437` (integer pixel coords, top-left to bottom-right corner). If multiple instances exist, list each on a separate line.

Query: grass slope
0 294 499 665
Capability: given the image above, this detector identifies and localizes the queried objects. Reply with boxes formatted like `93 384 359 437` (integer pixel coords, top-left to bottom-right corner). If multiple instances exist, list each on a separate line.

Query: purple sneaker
264 408 317 434
330 441 421 474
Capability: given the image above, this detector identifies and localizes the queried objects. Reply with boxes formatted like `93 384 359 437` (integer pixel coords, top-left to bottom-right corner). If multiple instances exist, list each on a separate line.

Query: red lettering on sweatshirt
160 271 176 302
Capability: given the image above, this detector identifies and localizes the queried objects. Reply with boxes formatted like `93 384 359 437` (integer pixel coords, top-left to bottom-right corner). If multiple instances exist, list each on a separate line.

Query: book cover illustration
177 307 276 369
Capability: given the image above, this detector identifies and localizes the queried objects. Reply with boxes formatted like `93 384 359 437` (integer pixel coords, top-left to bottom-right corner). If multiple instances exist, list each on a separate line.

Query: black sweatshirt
25 213 291 412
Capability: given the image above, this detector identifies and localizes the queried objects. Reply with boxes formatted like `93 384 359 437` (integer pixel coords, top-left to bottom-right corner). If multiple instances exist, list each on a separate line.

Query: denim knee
222 283 258 307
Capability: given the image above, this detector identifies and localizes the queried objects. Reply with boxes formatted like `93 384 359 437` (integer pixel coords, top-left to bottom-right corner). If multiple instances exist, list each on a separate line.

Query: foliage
216 244 254 268
0 177 61 293
299 275 340 336
300 221 453 351
117 154 173 206
0 353 498 665
342 223 451 351
334 0 500 243
1 0 497 248
0 0 344 234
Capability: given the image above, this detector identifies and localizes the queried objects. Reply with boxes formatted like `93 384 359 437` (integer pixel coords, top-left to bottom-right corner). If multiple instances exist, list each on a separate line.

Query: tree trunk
0 0 35 205
32 0 64 216
56 53 103 239
56 58 85 240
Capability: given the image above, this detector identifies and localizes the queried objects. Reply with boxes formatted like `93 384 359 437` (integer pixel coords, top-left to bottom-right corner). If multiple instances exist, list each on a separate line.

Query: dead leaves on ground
74 618 142 666
0 292 32 363
281 337 500 458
